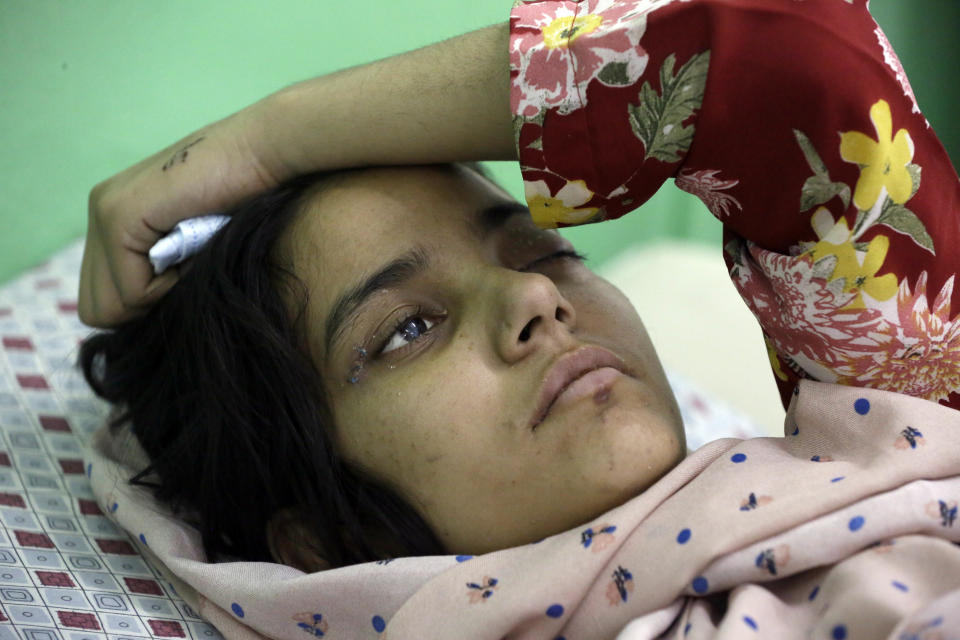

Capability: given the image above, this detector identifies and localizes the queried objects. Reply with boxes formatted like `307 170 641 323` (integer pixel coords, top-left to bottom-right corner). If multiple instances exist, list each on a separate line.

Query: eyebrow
471 201 531 236
323 201 531 358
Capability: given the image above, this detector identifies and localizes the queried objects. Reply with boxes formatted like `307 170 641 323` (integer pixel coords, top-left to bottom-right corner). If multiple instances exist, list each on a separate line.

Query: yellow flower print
809 207 854 268
809 207 852 249
525 179 600 229
840 99 915 211
808 208 898 309
765 337 788 381
542 13 603 50
831 234 898 308
809 207 854 267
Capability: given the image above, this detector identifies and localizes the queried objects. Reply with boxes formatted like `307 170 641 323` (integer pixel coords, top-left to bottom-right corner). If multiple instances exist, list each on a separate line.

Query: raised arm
78 24 514 327
505 0 960 408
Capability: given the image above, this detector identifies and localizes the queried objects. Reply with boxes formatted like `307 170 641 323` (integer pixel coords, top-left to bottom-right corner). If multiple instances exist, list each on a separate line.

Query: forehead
305 165 504 243
279 165 520 323
288 164 510 258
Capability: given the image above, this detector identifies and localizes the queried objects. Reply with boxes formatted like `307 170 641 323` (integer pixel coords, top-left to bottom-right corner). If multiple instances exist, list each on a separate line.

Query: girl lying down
78 0 960 637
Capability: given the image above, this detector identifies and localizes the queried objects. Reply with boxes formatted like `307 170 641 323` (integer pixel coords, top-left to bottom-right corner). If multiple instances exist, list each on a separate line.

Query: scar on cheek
347 346 368 384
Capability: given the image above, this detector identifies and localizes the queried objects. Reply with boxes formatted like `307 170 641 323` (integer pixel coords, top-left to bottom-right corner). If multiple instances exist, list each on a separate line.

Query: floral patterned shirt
510 0 960 409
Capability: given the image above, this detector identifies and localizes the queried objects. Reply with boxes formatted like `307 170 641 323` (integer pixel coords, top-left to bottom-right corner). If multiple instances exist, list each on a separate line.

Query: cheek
564 276 685 472
570 278 653 353
331 364 504 495
334 394 438 478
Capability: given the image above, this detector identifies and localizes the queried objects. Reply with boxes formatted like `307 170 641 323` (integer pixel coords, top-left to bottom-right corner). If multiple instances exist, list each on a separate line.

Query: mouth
530 346 632 430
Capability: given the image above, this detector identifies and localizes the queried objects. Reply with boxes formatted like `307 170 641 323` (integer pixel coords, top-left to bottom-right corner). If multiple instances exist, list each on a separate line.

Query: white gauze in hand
148 215 230 275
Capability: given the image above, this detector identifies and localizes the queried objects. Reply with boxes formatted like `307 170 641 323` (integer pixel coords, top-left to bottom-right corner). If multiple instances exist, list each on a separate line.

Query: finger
82 260 177 328
79 241 127 328
78 238 102 327
103 250 181 324
107 221 165 305
79 231 165 327
139 267 180 308
110 250 159 309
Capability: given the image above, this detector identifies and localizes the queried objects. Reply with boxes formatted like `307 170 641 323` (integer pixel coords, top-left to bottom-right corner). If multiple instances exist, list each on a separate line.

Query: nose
492 270 576 363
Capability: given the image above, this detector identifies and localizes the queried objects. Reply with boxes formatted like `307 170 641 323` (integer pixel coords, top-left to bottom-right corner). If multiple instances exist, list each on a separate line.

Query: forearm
252 23 516 177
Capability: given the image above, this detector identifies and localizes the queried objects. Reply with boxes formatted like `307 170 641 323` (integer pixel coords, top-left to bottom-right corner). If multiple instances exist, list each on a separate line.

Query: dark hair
79 169 447 567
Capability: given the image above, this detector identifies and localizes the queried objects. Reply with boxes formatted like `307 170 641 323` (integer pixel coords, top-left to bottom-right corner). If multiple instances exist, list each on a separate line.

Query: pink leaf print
466 576 499 604
873 25 922 120
511 0 651 116
754 544 791 576
732 244 883 368
605 566 634 606
893 426 925 450
676 168 743 218
581 522 617 552
838 273 960 402
924 500 958 527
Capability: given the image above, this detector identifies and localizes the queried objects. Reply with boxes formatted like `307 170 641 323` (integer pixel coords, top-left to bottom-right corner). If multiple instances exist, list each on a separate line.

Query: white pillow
600 241 786 435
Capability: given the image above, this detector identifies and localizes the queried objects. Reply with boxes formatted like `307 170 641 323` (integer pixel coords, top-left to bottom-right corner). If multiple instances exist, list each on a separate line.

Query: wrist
249 23 516 179
235 94 302 185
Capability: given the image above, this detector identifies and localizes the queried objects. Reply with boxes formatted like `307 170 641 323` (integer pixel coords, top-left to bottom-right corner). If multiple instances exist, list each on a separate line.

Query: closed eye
521 249 588 271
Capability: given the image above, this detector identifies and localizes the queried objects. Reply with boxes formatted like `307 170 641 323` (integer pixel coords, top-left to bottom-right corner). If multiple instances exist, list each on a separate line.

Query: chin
587 401 686 497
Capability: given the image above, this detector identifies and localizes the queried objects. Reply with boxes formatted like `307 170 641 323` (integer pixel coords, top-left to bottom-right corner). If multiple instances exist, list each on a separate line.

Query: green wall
1 1 957 284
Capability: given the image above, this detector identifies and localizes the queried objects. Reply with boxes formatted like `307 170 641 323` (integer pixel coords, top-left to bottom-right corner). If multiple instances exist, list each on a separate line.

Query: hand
79 22 514 328
78 108 282 327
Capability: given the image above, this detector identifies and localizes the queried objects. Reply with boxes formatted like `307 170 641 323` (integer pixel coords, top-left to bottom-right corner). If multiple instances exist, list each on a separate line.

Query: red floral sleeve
510 0 960 410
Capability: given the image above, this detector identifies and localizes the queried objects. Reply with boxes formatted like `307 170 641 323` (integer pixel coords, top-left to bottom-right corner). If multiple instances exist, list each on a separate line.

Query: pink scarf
87 380 960 638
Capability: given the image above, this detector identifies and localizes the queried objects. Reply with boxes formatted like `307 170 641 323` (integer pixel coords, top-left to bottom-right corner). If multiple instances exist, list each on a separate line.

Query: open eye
381 315 438 354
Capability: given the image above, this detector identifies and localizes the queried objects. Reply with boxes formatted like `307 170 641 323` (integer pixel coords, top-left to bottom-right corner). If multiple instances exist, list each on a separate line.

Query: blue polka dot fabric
83 377 960 638
546 604 564 618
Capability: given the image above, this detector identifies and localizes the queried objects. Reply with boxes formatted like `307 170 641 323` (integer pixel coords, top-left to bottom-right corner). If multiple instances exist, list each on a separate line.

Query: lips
530 346 631 429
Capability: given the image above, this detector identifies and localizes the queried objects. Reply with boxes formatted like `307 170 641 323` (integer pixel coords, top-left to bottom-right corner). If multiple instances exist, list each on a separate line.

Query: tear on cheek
347 346 368 384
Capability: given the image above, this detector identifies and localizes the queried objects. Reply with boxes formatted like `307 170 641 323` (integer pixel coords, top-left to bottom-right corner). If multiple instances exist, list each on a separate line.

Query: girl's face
281 166 685 554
